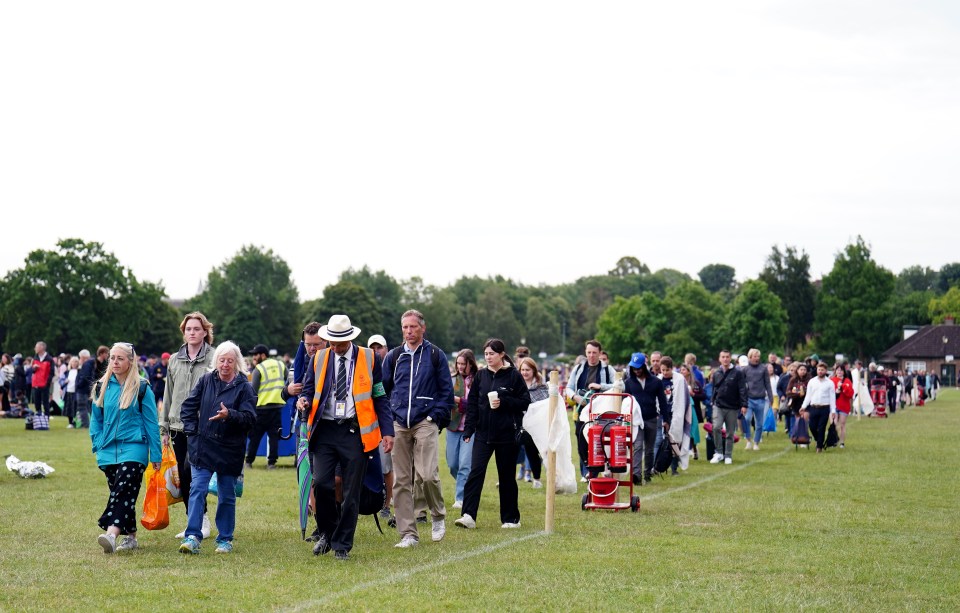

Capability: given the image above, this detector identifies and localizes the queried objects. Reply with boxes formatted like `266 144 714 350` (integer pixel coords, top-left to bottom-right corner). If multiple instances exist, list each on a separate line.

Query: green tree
524 295 561 355
698 263 737 293
403 278 455 350
929 287 960 324
896 265 938 295
661 281 725 358
596 296 645 363
608 256 650 277
339 266 405 335
472 285 523 350
713 280 787 353
889 290 934 331
0 238 180 354
188 245 300 354
305 281 382 345
758 245 816 351
814 237 895 360
937 263 960 293
651 268 692 290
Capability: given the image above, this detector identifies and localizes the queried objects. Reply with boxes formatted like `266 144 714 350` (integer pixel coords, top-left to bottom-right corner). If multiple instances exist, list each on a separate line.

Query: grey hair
79 349 91 359
401 309 425 327
213 341 248 377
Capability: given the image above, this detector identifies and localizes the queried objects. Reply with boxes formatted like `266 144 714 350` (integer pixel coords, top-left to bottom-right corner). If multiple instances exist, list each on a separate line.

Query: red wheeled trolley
870 380 888 418
580 393 640 513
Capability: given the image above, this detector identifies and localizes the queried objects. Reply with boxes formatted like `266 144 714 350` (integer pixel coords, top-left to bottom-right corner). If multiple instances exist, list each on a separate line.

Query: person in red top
830 364 854 449
32 341 55 416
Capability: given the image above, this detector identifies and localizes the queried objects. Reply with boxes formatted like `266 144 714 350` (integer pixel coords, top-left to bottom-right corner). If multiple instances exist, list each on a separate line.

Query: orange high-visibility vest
307 346 381 452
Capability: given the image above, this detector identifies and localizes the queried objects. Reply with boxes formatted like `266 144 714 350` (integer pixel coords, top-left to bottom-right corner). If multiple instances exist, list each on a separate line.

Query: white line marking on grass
640 447 791 502
280 531 544 612
283 447 791 611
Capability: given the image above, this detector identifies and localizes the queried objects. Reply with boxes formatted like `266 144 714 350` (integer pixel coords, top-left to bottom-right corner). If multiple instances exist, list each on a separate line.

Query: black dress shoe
334 550 349 561
632 474 642 486
312 534 331 556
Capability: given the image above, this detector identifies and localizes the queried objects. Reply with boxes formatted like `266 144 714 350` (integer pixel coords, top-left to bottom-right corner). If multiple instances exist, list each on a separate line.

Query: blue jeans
445 430 473 502
187 467 236 543
743 398 766 443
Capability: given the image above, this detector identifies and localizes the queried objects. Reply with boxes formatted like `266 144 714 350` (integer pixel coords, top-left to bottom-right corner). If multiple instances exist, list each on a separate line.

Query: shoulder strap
138 378 148 411
430 344 444 371
386 346 403 378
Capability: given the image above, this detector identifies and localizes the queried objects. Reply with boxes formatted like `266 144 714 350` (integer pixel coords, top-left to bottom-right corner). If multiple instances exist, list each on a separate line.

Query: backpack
385 344 451 430
652 435 675 475
359 452 387 533
791 415 811 446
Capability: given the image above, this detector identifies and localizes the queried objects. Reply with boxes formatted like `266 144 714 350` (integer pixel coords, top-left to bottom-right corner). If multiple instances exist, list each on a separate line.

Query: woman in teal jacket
90 342 162 554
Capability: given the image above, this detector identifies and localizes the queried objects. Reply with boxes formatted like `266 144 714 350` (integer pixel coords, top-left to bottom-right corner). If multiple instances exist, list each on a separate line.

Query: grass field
2 391 958 612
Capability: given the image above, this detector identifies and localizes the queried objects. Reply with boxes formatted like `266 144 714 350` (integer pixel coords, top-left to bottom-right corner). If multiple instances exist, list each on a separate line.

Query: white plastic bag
5 455 55 478
522 398 578 494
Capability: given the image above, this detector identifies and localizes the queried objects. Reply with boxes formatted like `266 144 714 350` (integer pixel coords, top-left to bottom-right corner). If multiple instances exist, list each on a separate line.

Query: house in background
880 318 959 386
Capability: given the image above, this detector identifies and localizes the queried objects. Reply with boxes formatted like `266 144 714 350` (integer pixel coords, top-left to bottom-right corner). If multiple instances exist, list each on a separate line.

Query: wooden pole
545 370 559 534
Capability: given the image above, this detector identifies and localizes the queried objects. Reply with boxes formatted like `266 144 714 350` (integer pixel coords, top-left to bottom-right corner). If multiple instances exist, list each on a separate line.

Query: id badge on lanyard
335 401 346 418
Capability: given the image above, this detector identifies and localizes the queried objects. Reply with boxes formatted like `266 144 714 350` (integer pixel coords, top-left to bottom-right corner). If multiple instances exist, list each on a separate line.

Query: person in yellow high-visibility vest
245 344 286 470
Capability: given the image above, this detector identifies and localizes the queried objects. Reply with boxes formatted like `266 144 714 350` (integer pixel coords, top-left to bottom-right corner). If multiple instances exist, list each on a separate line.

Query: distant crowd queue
0 311 941 560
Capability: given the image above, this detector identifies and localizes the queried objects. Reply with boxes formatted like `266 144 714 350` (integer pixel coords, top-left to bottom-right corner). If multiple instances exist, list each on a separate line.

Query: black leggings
99 462 146 535
519 431 541 480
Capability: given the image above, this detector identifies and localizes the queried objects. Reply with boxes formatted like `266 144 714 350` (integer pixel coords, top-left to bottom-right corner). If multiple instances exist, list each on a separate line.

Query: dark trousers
632 418 658 479
246 406 281 465
63 392 77 423
462 439 520 524
32 387 50 415
519 431 541 480
76 392 90 428
311 419 367 552
575 420 590 478
171 430 205 516
0 385 9 413
99 462 146 535
807 407 831 450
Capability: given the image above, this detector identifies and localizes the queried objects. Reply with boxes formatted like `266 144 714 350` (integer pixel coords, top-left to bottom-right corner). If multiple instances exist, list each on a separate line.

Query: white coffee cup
488 391 499 408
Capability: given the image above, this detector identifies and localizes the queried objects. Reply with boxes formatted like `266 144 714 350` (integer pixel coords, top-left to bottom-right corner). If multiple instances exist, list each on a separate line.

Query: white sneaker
724 457 733 465
201 514 211 539
175 529 186 539
98 533 116 554
580 476 588 482
709 454 723 464
452 500 463 509
116 536 139 552
532 480 543 489
394 536 419 548
431 519 446 542
753 443 760 451
745 440 753 450
454 514 476 529
501 522 521 529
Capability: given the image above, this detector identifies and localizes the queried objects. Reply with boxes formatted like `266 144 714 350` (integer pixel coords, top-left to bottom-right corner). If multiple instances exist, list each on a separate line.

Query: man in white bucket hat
297 314 394 561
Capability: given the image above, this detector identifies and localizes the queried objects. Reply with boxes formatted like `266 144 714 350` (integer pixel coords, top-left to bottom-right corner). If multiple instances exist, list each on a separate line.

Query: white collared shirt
801 375 837 413
323 348 356 420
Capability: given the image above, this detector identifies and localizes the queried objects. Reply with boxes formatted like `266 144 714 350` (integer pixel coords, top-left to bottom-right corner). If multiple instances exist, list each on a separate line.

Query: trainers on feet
753 443 760 451
116 536 138 552
175 530 186 539
532 479 543 489
266 464 277 471
524 470 532 482
709 454 723 464
501 522 521 529
745 440 753 450
452 500 463 509
201 514 211 539
724 457 733 465
454 514 476 529
334 550 349 561
98 533 116 554
432 519 446 542
179 536 201 555
394 536 419 548
244 462 253 470
379 507 391 520
215 541 233 554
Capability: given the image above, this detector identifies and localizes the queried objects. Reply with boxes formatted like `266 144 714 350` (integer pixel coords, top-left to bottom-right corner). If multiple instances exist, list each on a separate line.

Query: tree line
2 237 958 363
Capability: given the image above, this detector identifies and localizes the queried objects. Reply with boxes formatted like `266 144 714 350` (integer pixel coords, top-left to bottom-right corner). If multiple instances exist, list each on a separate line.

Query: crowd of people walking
0 309 944 560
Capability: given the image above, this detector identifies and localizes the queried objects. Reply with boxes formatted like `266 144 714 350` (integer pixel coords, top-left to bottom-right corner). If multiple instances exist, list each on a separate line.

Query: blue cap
628 352 647 369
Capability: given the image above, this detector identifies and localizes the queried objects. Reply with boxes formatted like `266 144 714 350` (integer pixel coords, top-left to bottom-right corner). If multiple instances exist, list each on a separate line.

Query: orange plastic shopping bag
141 452 171 531
160 444 183 506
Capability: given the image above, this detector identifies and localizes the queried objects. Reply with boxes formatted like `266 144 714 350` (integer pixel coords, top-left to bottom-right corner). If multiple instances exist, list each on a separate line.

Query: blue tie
335 356 347 401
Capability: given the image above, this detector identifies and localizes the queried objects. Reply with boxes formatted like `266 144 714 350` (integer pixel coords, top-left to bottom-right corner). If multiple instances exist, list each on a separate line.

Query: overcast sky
2 1 956 301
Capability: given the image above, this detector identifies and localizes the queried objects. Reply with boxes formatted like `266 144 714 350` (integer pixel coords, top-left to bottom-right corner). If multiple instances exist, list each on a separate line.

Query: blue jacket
90 375 162 468
381 341 455 429
180 371 257 477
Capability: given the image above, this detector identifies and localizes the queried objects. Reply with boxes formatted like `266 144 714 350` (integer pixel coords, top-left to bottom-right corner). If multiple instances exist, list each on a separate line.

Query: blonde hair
747 348 761 360
69 356 80 369
518 357 543 385
94 343 143 410
180 311 215 345
213 341 248 377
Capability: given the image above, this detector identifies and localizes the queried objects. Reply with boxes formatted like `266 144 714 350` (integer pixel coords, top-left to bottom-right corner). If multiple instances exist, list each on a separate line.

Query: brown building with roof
880 318 959 386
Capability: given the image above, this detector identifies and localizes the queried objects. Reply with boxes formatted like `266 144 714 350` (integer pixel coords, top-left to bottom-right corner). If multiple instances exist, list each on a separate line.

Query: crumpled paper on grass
5 455 55 479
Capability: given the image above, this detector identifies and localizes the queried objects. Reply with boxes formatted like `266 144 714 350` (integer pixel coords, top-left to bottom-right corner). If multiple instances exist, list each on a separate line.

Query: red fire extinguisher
587 424 606 469
608 425 629 473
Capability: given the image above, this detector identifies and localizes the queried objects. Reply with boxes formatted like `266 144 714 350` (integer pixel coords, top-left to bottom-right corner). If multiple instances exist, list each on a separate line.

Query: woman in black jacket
455 339 531 530
177 341 256 555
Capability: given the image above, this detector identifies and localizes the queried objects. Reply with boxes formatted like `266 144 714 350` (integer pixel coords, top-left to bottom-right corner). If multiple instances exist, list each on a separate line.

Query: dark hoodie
464 364 531 444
